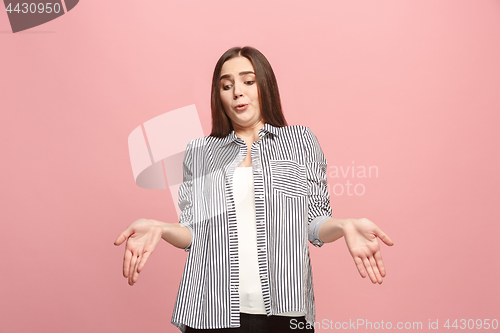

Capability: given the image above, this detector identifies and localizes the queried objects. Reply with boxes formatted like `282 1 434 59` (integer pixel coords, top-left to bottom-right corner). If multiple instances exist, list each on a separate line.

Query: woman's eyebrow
220 71 255 81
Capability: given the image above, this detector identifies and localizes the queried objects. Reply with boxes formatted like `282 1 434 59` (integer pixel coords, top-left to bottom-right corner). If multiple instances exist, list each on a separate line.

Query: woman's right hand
113 218 164 286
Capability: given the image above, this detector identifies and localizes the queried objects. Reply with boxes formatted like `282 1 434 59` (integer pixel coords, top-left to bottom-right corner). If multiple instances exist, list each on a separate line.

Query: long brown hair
210 46 288 138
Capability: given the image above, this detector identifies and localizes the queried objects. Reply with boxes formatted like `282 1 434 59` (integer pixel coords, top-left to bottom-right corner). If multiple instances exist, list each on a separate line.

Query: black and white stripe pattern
171 123 333 332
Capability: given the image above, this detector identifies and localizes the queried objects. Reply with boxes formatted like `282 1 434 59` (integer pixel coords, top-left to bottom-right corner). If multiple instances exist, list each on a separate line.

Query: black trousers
185 313 314 333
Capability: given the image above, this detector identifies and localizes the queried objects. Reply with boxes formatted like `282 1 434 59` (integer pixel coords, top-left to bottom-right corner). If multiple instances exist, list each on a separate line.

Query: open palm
114 218 163 286
343 218 394 284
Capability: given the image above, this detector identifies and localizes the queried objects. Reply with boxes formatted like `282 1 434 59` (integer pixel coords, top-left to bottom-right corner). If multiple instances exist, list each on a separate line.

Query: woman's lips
235 104 248 111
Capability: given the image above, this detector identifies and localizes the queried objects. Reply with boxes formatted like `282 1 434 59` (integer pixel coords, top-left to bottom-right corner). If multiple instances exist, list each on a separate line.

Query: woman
114 46 394 333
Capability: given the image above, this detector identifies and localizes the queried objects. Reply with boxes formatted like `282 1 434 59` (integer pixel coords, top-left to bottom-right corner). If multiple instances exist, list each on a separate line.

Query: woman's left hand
342 218 394 284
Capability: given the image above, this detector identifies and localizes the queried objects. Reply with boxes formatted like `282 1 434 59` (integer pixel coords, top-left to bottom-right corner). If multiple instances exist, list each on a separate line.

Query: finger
114 227 132 246
129 252 138 285
137 251 152 273
374 251 386 277
375 228 394 246
369 256 383 284
123 249 132 278
132 253 141 284
354 257 367 278
362 257 377 284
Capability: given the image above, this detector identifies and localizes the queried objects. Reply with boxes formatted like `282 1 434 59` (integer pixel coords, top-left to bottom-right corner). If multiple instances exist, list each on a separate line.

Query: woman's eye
245 81 255 85
222 84 232 90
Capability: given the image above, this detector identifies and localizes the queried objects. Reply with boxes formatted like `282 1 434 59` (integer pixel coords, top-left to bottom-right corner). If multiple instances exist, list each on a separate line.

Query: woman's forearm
149 219 192 249
318 218 355 243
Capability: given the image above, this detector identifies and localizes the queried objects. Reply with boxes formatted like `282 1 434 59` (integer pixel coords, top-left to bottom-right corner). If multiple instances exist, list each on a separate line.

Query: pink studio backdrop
1 0 499 332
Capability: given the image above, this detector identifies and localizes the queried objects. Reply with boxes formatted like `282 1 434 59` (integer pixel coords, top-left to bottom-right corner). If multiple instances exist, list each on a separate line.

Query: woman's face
219 56 262 130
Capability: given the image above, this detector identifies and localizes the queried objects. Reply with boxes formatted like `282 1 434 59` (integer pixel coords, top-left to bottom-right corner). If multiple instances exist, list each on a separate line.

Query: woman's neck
233 120 265 143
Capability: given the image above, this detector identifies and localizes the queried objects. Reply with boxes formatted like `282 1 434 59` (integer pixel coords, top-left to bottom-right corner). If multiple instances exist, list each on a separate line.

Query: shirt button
259 221 264 226
313 240 323 246
261 275 267 280
259 194 264 199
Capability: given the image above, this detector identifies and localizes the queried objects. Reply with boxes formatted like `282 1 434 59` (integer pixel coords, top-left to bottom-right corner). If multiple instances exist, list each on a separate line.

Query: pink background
1 0 499 332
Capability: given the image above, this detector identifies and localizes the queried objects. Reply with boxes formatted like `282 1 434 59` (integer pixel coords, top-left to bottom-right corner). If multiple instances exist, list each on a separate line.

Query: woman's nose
233 83 243 99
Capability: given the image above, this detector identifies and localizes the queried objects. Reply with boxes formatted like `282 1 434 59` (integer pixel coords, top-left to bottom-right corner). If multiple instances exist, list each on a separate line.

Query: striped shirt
171 123 333 332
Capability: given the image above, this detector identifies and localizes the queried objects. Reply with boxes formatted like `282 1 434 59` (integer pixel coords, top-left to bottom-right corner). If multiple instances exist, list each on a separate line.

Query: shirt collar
220 123 280 147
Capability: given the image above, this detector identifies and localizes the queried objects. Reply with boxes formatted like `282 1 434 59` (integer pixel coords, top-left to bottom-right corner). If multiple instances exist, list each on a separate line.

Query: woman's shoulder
275 124 314 137
185 135 227 150
282 124 310 130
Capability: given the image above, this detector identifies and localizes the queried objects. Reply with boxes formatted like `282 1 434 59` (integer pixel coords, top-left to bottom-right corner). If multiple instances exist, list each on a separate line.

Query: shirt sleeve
178 140 195 252
302 126 333 247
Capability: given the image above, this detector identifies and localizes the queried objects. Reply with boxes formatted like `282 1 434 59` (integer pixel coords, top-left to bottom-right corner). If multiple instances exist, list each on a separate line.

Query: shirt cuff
308 216 331 247
180 223 193 252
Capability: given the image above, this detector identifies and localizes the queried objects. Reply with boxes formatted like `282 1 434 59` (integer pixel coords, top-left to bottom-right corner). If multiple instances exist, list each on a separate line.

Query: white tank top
233 166 305 317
